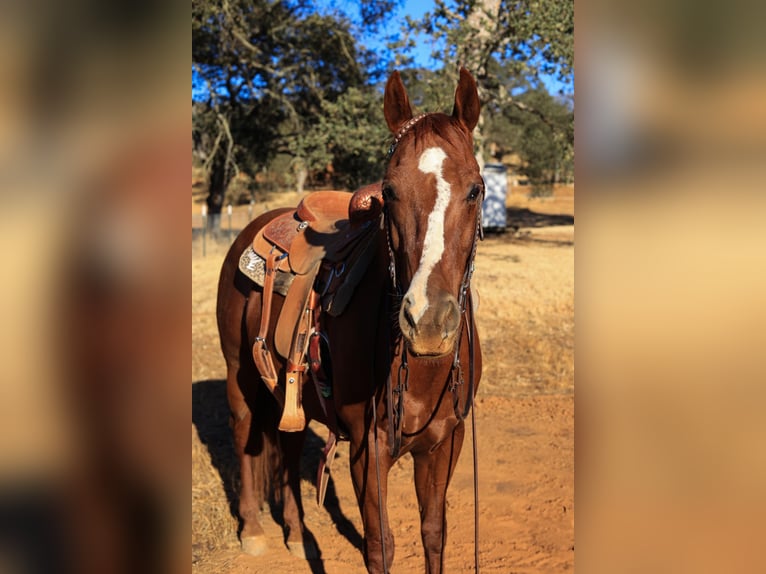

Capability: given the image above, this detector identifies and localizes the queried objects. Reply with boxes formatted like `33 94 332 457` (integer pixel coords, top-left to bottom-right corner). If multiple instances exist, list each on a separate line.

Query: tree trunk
295 161 308 195
206 151 229 238
458 0 501 171
474 117 486 174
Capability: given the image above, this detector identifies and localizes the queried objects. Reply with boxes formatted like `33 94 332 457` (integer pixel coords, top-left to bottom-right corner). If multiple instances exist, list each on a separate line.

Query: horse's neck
389 351 453 395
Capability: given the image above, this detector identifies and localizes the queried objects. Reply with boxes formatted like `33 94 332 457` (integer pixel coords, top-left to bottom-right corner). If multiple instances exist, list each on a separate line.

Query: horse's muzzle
400 292 460 356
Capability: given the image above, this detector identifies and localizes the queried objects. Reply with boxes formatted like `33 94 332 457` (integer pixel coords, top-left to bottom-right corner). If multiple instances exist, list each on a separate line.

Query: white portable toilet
481 163 507 231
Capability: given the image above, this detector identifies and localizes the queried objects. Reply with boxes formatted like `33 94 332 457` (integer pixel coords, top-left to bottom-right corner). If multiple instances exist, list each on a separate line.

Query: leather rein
373 114 483 572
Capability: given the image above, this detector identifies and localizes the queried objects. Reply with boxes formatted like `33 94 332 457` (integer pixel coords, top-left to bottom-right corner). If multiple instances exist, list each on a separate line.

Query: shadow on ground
192 379 363 571
480 207 575 246
505 207 574 229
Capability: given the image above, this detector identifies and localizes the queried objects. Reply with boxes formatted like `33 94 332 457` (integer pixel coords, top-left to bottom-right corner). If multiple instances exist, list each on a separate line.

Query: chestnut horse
216 68 483 573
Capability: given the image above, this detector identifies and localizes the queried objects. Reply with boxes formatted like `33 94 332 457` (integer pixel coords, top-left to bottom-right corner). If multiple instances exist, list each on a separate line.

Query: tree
406 0 574 167
192 0 574 223
192 0 374 230
308 87 391 190
412 0 573 85
485 84 573 192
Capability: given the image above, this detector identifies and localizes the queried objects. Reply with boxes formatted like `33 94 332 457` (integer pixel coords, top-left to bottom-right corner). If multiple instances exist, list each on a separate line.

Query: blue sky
193 0 573 100
320 0 573 96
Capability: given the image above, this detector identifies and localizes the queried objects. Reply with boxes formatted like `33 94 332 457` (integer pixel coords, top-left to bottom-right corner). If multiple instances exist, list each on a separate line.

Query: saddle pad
238 246 294 296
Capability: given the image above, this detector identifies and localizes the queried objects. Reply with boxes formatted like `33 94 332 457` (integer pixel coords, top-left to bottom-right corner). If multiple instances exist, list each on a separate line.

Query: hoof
241 535 268 556
287 540 319 560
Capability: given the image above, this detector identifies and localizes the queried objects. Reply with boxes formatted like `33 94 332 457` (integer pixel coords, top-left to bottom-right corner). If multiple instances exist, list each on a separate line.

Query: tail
238 295 284 510
222 210 295 510
250 382 283 508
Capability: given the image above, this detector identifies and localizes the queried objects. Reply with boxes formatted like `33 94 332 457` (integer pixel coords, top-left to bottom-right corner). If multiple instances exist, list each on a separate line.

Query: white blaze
405 146 451 323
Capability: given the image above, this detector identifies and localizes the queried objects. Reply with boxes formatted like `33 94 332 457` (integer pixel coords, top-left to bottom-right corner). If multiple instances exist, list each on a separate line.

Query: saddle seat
253 187 382 275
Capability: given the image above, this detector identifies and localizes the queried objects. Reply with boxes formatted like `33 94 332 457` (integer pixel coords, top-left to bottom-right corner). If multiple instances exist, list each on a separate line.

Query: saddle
242 185 383 432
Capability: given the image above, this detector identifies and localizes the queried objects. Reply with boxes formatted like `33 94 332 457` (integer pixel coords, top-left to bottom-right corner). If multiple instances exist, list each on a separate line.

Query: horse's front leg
413 421 465 574
349 425 394 574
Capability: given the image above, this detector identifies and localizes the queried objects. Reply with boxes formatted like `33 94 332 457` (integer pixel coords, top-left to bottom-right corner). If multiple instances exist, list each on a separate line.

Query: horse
216 68 483 573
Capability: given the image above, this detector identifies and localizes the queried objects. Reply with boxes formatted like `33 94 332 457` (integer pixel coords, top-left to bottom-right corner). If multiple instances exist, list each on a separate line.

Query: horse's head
382 68 483 357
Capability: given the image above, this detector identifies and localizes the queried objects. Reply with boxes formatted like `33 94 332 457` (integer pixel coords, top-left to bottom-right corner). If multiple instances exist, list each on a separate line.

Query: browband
387 113 429 159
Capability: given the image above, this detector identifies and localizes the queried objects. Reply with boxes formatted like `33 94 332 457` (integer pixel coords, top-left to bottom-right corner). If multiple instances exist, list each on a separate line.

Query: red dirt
193 393 573 573
192 185 574 573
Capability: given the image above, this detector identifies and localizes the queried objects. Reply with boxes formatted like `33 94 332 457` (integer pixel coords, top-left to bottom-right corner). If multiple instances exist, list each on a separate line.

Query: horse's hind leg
228 374 269 556
280 429 319 559
413 421 465 574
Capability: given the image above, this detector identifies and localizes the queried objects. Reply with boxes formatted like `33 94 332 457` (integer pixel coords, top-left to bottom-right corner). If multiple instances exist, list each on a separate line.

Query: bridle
382 193 482 453
372 114 483 572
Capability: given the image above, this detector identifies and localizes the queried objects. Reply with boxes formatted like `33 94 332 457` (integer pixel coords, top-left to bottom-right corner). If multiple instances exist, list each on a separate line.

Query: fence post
227 203 233 243
201 204 207 257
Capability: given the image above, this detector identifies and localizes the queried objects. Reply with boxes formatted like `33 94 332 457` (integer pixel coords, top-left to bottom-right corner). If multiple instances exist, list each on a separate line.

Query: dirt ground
192 185 574 573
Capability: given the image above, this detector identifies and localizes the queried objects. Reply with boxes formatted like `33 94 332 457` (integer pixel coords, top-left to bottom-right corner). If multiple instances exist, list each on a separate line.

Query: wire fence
192 184 574 257
192 203 256 257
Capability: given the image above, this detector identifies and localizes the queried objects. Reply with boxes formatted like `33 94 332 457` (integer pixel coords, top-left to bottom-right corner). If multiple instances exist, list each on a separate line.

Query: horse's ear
384 71 413 134
452 67 480 133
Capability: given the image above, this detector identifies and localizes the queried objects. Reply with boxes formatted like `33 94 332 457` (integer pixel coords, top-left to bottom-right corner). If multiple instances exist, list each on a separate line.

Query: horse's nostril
403 300 416 328
440 300 460 333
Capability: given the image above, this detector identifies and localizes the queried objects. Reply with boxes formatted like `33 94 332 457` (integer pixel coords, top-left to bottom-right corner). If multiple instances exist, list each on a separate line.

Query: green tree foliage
309 87 391 190
192 0 574 222
485 85 574 192
405 0 573 173
410 0 573 84
396 68 456 113
192 0 375 224
477 57 573 191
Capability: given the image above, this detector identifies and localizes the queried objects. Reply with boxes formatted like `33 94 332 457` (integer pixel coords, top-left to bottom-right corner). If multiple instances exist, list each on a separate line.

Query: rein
373 133 484 571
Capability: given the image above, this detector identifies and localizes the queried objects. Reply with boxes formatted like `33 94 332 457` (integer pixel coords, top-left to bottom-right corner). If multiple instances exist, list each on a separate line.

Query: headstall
372 114 484 573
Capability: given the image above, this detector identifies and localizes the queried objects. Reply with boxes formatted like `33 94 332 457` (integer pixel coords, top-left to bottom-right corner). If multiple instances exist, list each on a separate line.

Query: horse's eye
467 183 483 202
382 183 397 202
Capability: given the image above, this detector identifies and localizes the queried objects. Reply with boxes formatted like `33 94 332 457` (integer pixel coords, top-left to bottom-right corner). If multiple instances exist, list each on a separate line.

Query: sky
193 0 573 100
320 0 573 96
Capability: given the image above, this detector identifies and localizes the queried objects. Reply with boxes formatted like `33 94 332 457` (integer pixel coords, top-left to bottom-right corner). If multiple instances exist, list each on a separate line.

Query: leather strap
307 289 339 433
259 251 279 341
275 262 321 357
453 289 477 421
386 368 398 458
316 430 337 507
386 339 407 459
252 251 284 403
278 269 314 432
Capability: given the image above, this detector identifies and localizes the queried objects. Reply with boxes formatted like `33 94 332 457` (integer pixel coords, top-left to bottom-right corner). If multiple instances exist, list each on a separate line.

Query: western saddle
239 184 383 434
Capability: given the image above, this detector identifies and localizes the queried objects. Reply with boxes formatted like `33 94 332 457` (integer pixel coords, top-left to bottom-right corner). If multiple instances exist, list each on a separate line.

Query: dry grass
191 185 574 570
474 234 574 397
192 186 574 397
